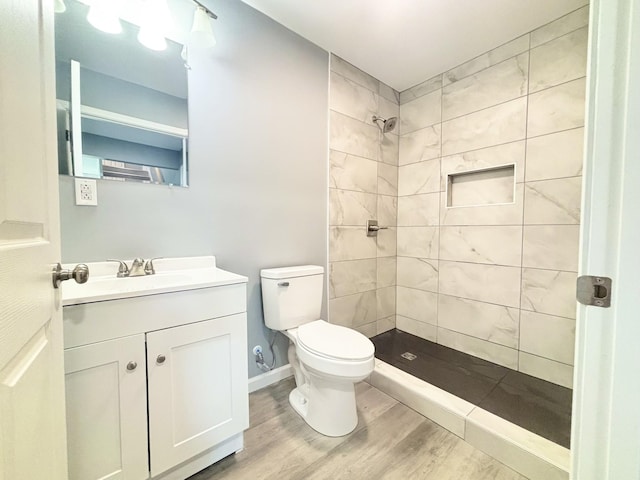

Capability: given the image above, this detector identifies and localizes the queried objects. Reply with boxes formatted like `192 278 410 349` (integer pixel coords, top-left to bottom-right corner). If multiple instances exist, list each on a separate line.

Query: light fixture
54 0 66 13
87 0 122 34
189 2 217 49
137 0 173 51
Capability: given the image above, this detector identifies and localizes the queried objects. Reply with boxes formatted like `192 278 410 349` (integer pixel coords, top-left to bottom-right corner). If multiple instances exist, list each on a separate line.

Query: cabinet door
64 334 149 480
147 314 249 476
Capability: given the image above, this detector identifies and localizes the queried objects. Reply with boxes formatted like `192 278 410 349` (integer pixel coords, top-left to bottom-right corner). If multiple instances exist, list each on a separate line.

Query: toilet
260 265 375 437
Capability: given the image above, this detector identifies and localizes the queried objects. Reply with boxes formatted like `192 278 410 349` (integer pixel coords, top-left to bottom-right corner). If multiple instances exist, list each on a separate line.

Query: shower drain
401 352 417 361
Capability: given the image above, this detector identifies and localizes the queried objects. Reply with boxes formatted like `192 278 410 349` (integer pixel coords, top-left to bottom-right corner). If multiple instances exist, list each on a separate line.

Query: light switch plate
75 178 98 206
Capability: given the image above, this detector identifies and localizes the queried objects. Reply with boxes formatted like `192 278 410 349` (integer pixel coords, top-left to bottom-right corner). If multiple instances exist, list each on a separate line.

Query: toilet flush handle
278 282 290 287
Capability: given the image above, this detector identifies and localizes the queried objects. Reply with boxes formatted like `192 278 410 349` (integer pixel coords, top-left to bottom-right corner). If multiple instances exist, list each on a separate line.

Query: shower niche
446 164 516 208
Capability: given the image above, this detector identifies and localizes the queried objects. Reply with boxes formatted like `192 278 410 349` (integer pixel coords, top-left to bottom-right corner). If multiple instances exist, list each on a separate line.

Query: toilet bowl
260 266 375 437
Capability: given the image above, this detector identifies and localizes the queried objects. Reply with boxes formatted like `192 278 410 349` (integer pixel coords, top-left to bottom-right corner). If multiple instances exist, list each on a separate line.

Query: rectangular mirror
54 0 189 187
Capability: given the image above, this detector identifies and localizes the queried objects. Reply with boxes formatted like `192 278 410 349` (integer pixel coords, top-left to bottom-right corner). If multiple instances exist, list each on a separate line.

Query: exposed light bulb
87 0 122 34
190 6 216 49
54 0 66 13
137 0 173 51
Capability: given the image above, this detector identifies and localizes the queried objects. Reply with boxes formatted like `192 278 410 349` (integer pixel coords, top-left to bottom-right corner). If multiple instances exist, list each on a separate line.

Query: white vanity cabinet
65 334 149 480
62 258 249 480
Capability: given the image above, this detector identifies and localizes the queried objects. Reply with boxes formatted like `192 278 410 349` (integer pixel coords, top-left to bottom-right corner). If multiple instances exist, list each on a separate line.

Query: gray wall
59 0 329 377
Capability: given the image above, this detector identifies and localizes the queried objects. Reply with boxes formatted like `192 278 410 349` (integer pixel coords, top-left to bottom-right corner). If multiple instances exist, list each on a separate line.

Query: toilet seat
297 320 374 362
291 320 375 379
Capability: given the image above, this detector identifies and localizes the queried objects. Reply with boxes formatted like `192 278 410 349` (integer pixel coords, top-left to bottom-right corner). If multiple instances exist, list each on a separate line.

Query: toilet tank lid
260 265 324 279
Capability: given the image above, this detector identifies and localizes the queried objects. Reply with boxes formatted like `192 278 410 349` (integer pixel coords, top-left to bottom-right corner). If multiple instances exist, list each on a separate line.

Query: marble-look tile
399 75 443 104
465 407 570 480
443 53 529 121
377 162 398 196
522 225 580 272
531 5 589 48
527 78 586 138
329 189 377 226
396 257 438 293
525 128 584 181
329 226 377 261
377 286 396 319
441 97 527 156
397 193 440 226
440 141 525 190
377 195 397 227
437 328 518 369
447 166 515 207
399 89 442 135
444 35 530 86
524 177 582 225
329 259 377 299
376 316 396 335
397 227 439 259
379 132 399 166
379 82 400 104
529 27 588 93
519 352 574 389
396 286 438 324
395 316 438 342
329 290 377 328
330 54 379 93
330 110 379 161
329 150 378 193
369 359 475 437
354 321 377 338
376 227 396 258
439 261 521 307
439 226 522 266
377 257 396 288
378 95 400 121
520 311 576 365
398 159 440 196
330 71 378 123
399 124 441 165
440 184 524 226
521 268 577 319
438 295 519 348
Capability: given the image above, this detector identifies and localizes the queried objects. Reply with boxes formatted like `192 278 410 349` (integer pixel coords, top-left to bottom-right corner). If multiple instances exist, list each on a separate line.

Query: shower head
372 115 398 133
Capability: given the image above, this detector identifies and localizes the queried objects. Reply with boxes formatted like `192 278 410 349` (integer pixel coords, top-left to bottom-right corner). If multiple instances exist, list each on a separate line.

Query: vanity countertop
61 256 247 306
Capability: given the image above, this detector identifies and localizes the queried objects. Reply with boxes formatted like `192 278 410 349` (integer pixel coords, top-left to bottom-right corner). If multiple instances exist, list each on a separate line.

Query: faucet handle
107 259 130 278
144 257 163 275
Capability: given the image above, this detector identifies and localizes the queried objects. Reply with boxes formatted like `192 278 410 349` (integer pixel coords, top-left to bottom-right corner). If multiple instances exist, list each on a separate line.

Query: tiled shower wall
395 6 589 388
328 55 400 338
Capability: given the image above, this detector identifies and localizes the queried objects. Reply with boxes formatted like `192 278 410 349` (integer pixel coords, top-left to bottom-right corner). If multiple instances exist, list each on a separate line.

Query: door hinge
576 275 612 307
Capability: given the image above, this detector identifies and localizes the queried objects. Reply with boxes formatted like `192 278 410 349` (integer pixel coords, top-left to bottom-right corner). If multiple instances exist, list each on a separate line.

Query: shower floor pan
369 329 571 480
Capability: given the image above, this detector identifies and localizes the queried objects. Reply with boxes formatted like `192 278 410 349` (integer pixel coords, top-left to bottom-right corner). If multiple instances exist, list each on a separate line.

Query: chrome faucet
108 258 159 277
129 258 146 277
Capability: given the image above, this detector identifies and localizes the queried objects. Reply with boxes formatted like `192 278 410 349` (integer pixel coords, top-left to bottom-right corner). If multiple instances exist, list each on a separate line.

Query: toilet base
288 375 358 437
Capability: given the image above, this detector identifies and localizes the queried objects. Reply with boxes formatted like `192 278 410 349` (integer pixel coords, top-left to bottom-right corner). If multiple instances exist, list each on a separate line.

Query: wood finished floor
189 378 527 480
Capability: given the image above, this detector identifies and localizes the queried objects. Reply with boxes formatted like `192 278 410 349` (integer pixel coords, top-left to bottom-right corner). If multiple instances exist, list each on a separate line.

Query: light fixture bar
191 0 217 19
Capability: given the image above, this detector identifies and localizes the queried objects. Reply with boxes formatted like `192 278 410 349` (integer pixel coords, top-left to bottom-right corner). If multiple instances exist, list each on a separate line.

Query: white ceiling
240 0 587 92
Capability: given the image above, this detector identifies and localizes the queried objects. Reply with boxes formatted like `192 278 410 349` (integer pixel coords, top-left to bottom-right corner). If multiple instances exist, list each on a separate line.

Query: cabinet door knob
126 361 137 371
156 354 166 364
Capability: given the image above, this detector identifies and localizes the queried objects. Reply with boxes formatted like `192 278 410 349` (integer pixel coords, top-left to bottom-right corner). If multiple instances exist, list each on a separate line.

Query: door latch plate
576 275 612 307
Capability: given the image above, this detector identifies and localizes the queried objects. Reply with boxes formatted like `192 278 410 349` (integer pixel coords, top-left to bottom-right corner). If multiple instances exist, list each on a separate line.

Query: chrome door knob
52 263 89 288
156 354 166 364
126 361 137 371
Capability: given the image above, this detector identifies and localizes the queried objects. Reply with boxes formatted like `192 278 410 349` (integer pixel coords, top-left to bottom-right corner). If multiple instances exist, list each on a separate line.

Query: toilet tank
260 265 324 331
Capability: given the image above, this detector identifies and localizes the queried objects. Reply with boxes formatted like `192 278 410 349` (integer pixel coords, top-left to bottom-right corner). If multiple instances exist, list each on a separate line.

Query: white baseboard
248 364 294 393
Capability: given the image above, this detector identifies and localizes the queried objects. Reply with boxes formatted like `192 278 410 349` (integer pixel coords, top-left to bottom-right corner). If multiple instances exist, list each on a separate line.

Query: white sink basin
62 256 247 305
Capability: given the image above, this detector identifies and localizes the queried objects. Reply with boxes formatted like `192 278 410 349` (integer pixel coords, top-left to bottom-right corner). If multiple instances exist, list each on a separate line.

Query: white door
65 334 148 480
571 0 640 478
0 1 67 479
146 315 249 477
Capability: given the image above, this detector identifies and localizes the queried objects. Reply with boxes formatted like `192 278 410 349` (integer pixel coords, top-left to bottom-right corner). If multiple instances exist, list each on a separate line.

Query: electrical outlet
75 178 98 206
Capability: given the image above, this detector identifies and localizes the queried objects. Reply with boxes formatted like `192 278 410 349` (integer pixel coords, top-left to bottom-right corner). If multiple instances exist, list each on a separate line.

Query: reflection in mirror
54 0 189 187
